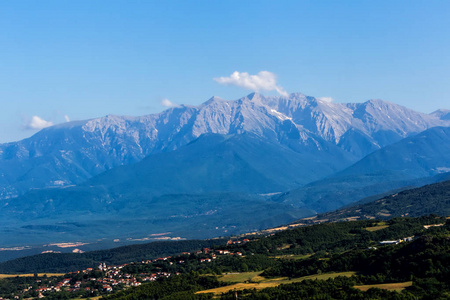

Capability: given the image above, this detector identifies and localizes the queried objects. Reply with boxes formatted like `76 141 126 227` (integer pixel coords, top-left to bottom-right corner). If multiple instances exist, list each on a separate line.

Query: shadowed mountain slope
276 126 450 212
307 179 450 222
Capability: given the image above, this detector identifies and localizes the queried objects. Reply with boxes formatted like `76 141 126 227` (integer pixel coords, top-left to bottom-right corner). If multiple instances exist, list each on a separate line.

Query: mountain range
1 93 447 199
0 92 449 252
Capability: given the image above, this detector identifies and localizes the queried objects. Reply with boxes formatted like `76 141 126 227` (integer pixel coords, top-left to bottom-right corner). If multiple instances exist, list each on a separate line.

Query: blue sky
1 1 449 143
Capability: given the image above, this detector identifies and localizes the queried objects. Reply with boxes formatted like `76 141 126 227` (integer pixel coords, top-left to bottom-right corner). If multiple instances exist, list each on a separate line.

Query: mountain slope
277 126 450 212
339 126 450 178
86 132 353 195
308 179 450 222
2 133 328 218
0 133 325 247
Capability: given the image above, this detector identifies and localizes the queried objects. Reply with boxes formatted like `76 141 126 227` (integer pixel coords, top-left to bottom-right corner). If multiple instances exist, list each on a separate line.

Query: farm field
365 222 389 232
0 273 65 279
354 281 413 291
270 254 311 260
197 271 357 295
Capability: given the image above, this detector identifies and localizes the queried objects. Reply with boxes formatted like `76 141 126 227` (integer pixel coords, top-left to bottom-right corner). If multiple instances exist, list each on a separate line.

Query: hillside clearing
0 273 65 279
198 271 356 295
270 254 311 260
354 281 412 291
219 272 263 283
365 222 389 232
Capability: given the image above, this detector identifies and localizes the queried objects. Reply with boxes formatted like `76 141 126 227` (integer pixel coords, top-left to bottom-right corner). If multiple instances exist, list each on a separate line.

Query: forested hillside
0 239 226 274
104 216 450 300
1 216 449 299
312 180 450 222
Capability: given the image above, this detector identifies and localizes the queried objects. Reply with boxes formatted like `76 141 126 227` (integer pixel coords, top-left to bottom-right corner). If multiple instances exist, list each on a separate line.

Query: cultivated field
270 254 311 260
0 273 65 279
197 271 357 295
354 281 413 291
365 222 389 232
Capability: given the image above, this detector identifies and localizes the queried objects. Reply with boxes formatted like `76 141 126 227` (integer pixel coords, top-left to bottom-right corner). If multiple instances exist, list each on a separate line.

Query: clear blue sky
1 0 449 143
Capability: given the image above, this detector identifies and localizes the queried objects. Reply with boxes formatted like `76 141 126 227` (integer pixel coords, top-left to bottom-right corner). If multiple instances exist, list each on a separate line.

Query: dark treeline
0 239 226 273
219 277 419 300
321 180 450 221
262 229 450 281
225 216 445 256
102 273 222 300
122 253 275 276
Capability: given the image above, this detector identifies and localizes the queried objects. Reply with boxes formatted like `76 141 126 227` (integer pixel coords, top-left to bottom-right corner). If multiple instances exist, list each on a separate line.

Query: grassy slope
197 271 357 295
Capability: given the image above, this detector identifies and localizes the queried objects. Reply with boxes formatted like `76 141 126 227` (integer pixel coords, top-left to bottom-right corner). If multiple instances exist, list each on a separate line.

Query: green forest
102 216 450 300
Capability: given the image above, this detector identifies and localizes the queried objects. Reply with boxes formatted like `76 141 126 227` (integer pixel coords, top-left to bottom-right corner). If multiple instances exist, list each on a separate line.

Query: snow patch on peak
270 109 292 121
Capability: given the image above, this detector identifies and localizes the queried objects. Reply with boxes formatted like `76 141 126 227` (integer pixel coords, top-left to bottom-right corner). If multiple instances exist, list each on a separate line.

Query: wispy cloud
161 98 179 108
214 71 288 97
25 116 54 130
318 97 334 103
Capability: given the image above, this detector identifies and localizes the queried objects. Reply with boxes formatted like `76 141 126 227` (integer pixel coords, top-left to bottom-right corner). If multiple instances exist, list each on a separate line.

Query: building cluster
379 236 415 245
23 263 174 299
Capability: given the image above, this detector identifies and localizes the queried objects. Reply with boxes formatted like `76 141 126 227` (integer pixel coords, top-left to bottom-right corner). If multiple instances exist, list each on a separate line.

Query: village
0 239 249 299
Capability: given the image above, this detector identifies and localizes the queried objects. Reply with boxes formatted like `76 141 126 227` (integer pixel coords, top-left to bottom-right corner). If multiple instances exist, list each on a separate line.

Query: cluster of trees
262 232 450 282
226 216 446 256
219 277 418 300
123 253 275 276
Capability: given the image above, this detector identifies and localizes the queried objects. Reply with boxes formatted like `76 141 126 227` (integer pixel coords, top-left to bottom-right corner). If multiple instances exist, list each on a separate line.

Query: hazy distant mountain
431 109 450 121
0 132 349 219
277 126 450 212
0 92 447 199
339 126 450 178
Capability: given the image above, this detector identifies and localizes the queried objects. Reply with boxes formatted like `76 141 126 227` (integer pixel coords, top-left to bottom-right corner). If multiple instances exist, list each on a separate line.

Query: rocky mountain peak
431 109 450 120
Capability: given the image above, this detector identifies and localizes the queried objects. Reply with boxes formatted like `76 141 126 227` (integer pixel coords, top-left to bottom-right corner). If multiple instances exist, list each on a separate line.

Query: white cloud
26 116 54 130
318 97 334 103
214 71 288 97
64 115 70 122
161 98 179 108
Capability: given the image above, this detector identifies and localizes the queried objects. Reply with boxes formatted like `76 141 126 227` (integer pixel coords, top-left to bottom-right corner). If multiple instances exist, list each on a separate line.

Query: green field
365 221 389 232
219 271 264 283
